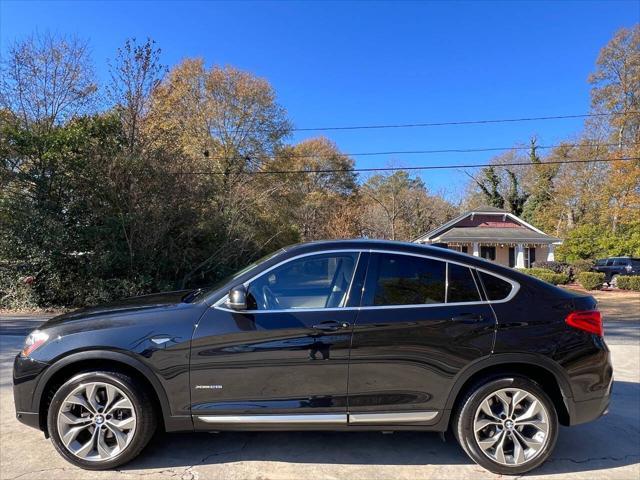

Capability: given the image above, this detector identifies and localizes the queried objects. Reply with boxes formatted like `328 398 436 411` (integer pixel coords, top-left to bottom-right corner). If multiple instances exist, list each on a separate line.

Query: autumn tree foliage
1 26 638 308
464 25 640 261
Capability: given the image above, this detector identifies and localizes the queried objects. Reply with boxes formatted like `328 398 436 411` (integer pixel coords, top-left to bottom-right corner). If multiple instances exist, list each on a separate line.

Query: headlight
21 330 49 357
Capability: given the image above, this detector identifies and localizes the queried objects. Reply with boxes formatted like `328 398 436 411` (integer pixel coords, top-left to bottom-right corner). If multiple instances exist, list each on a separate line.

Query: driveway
0 312 638 480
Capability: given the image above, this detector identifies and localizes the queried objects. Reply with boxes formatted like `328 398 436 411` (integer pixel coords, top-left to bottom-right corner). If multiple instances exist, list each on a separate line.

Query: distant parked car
592 256 640 286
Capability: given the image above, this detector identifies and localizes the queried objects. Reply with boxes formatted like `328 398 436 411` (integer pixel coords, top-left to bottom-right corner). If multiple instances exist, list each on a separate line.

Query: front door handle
451 314 484 323
312 321 350 331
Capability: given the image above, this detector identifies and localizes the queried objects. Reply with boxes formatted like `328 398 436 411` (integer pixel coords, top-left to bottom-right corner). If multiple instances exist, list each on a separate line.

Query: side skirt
195 411 440 429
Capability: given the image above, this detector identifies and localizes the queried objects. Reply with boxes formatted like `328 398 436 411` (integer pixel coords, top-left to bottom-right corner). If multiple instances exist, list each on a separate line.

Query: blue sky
1 0 638 200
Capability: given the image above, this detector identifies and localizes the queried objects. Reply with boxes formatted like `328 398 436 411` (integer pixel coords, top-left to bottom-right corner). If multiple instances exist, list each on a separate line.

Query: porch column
547 244 555 262
515 243 525 268
472 242 479 257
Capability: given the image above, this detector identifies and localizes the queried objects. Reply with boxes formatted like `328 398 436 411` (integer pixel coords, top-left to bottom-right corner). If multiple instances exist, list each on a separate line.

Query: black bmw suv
592 256 640 286
13 240 612 475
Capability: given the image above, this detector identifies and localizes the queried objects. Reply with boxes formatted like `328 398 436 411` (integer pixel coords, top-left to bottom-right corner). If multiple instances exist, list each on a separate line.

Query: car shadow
121 380 639 476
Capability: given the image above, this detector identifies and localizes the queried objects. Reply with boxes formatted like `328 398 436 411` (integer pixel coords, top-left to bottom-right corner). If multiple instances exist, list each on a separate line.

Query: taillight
565 310 603 336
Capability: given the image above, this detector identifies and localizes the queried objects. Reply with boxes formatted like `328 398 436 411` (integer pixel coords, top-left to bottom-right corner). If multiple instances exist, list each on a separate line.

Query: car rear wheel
454 376 558 475
47 371 156 470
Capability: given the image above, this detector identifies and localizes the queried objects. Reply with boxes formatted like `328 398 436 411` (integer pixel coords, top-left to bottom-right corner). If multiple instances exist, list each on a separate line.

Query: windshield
202 248 285 297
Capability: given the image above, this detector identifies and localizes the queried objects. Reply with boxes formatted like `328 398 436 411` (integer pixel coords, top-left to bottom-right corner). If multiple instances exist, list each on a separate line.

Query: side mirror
226 285 247 311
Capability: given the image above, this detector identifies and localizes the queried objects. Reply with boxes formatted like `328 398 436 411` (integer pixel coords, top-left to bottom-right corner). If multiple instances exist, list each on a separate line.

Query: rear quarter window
478 271 514 301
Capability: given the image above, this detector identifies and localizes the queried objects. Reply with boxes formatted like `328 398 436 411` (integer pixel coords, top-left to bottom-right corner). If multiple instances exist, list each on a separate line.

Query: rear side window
478 271 513 301
447 263 481 303
371 253 446 305
613 259 629 266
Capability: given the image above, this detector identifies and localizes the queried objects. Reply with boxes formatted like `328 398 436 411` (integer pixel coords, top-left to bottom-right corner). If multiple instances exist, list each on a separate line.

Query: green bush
532 261 567 274
578 272 606 290
518 268 569 285
0 266 38 310
617 276 640 291
571 259 594 276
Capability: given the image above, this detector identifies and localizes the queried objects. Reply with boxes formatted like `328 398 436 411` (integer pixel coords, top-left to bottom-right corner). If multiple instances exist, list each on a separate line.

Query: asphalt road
0 315 638 480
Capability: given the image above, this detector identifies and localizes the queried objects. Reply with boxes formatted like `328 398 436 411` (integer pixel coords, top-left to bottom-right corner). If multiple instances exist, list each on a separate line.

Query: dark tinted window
372 254 445 305
479 271 513 301
613 258 629 266
447 264 481 303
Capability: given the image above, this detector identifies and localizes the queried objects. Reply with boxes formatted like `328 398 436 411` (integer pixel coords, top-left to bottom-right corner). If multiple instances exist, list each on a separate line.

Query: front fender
32 349 192 432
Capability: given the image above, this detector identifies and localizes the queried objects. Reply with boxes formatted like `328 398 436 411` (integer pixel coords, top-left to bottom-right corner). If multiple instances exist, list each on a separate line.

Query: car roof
281 238 514 272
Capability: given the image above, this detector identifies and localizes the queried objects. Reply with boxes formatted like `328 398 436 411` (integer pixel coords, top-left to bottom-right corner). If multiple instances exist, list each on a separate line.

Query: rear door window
447 263 481 303
367 253 446 306
478 271 514 301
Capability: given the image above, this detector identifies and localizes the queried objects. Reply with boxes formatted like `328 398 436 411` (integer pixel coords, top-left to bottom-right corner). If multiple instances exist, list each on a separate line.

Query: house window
461 246 468 254
480 246 496 261
525 247 536 268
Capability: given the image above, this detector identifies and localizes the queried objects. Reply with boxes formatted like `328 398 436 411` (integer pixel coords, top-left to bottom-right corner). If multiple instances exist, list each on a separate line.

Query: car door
604 259 616 281
347 251 497 424
190 251 365 429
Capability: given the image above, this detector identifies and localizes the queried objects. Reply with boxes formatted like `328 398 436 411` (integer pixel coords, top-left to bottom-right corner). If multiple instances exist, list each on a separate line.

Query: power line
249 111 637 133
203 142 634 161
170 156 639 176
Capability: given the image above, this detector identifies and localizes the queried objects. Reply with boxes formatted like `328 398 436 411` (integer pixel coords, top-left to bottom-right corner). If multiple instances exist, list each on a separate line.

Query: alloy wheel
473 387 550 466
56 381 137 461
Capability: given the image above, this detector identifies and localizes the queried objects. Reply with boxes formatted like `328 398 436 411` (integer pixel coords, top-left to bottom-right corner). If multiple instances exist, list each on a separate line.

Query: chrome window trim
444 261 449 303
213 248 519 313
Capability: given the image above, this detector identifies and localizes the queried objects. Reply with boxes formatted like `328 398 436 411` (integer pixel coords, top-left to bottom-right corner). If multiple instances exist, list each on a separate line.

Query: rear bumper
564 350 613 426
566 390 611 425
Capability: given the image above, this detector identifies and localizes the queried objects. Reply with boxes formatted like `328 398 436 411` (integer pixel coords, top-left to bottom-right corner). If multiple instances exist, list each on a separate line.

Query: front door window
246 253 358 310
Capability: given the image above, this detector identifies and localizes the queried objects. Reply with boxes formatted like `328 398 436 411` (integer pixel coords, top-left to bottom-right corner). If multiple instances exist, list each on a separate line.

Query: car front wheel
454 376 558 475
47 370 156 470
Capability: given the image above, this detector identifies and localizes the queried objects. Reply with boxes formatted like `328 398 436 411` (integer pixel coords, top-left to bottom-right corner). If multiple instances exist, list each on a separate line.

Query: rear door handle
451 314 484 323
312 321 350 331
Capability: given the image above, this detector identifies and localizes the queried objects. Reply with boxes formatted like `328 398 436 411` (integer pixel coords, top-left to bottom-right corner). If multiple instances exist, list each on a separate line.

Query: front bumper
13 353 49 431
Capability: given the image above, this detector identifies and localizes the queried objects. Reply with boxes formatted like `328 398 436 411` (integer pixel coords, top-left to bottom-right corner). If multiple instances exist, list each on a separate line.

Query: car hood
42 290 192 328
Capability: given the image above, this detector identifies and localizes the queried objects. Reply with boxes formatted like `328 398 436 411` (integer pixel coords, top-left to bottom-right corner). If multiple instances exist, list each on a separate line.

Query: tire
453 375 558 475
47 370 156 470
